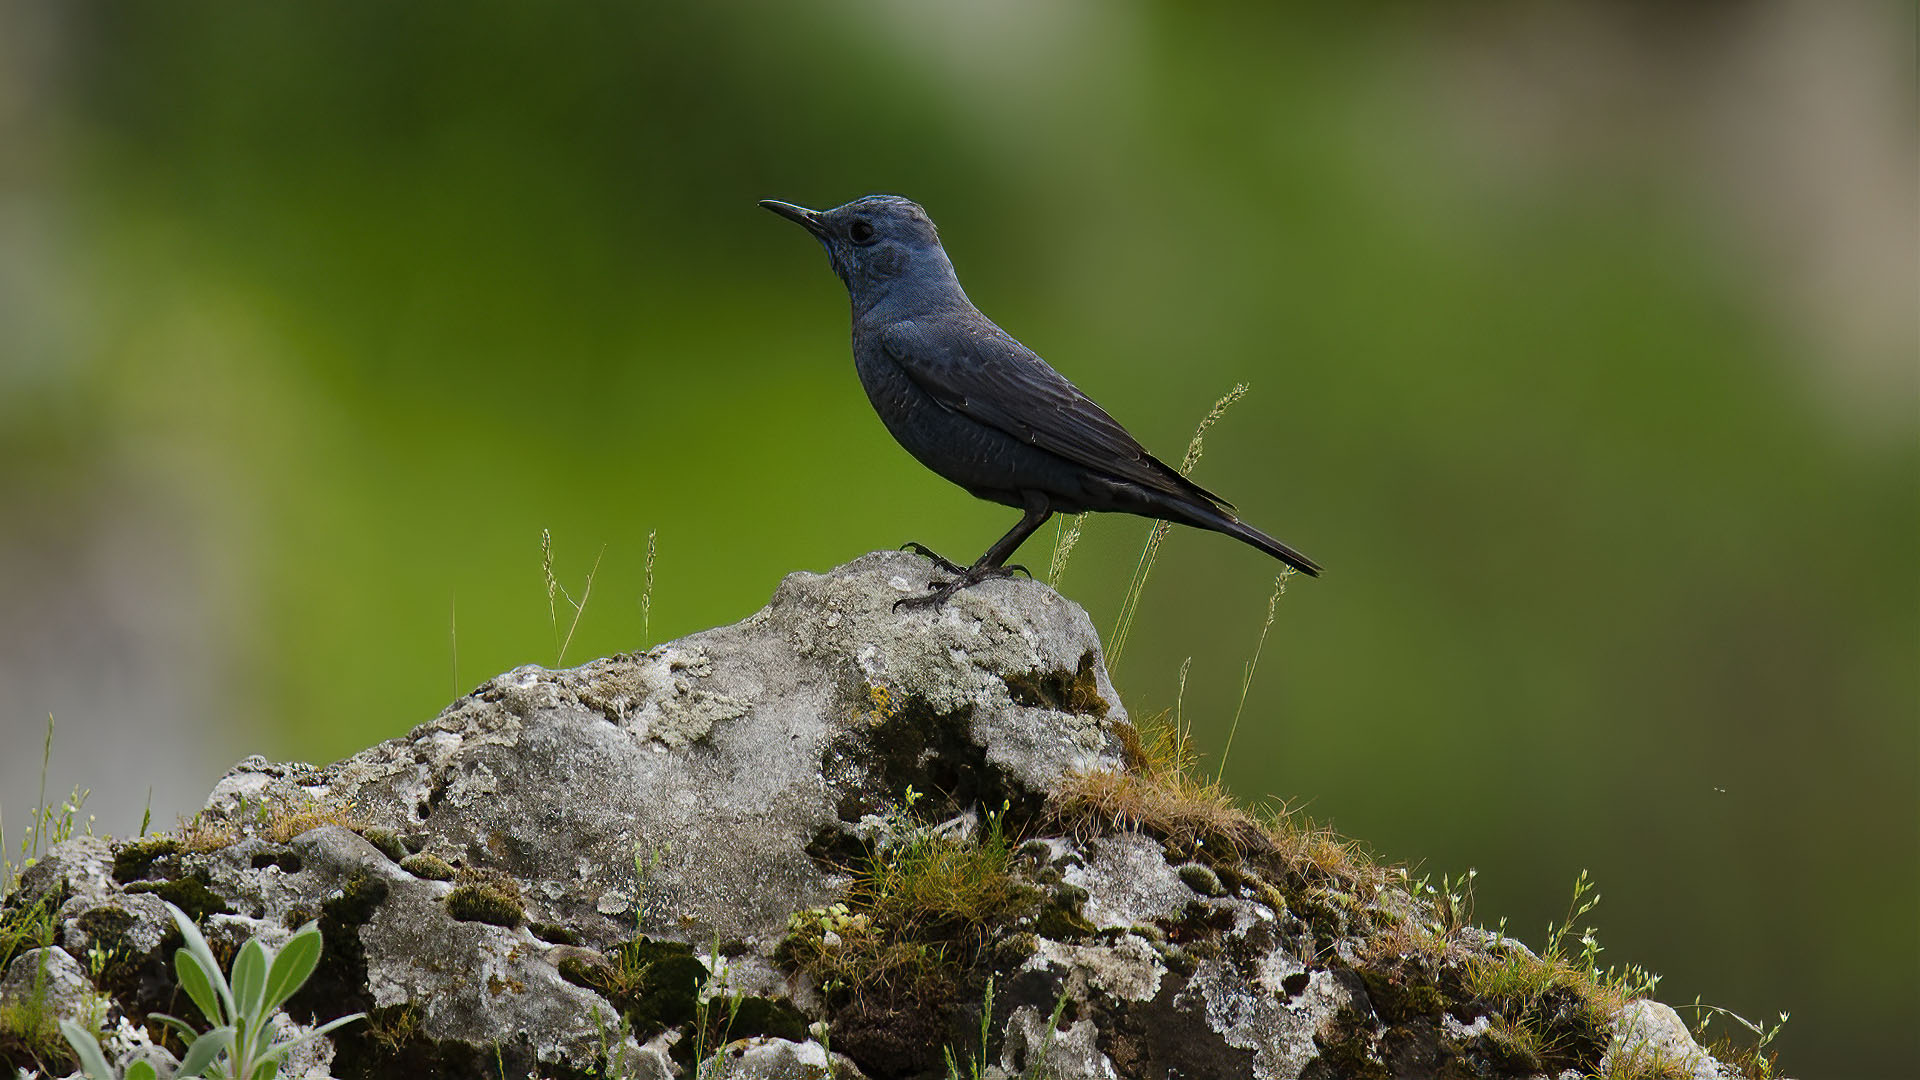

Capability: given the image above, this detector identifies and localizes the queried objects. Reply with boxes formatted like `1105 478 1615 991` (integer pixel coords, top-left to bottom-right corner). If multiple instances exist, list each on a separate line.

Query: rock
699 1035 863 1079
1601 999 1728 1080
0 947 98 1028
0 552 1773 1080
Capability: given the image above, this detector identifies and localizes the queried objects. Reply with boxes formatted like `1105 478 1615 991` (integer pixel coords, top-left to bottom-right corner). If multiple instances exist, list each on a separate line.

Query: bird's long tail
1176 503 1323 576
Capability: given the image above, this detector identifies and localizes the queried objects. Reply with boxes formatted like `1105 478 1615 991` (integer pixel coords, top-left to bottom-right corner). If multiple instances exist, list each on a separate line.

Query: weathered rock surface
0 551 1770 1079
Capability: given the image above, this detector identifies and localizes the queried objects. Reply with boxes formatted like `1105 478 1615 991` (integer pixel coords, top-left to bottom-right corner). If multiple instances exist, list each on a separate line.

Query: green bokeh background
3 3 1914 1076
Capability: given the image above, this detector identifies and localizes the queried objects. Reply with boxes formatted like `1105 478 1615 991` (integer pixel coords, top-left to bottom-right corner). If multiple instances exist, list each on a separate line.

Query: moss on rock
445 869 524 928
399 853 456 881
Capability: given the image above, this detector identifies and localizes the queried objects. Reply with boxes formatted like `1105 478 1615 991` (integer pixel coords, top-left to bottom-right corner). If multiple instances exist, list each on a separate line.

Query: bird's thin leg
896 495 1052 611
971 494 1053 576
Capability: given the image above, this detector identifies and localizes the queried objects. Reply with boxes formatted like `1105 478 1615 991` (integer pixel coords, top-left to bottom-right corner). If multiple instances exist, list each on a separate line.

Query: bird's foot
893 563 1026 612
900 542 968 577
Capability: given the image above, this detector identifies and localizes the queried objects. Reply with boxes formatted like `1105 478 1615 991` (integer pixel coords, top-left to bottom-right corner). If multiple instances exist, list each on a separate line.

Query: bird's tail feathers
1180 503 1322 576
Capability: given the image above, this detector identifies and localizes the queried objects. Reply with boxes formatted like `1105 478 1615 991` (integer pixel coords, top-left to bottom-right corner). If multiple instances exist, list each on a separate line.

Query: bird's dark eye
848 220 877 245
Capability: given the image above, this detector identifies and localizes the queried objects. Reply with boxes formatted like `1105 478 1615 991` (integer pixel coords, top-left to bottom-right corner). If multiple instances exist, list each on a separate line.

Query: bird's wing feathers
880 320 1233 511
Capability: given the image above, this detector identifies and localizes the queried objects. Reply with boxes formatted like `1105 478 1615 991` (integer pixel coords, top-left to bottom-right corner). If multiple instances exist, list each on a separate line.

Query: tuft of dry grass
365 1002 424 1057
263 798 364 843
1052 711 1266 859
1052 708 1378 895
176 813 241 853
175 795 363 853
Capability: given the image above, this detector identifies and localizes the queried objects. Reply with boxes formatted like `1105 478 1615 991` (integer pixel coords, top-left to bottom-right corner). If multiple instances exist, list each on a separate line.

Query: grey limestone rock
0 551 1772 1080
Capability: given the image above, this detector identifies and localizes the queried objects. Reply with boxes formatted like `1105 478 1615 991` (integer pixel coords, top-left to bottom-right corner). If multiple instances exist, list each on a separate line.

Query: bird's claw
900 542 969 577
892 563 1027 612
894 582 962 612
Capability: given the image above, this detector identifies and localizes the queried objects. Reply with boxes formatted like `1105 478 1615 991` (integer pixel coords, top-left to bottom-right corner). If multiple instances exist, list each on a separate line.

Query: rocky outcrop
0 552 1761 1079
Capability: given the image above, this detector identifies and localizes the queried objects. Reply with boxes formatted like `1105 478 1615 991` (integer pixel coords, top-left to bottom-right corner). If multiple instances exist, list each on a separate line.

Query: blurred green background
2 1 1913 1075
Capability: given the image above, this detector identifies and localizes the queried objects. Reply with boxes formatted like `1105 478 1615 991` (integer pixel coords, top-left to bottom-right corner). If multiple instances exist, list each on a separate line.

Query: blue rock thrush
761 194 1322 609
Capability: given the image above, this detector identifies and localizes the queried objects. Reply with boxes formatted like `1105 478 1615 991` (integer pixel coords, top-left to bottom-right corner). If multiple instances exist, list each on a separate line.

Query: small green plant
941 976 1069 1080
61 901 363 1080
1681 999 1790 1080
0 965 74 1074
631 842 668 932
3 714 95 993
687 939 743 1077
1408 866 1478 946
941 974 995 1080
3 715 94 890
585 1003 637 1080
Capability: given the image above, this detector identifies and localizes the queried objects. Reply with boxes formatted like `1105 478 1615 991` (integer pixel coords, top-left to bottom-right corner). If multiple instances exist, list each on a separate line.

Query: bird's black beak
759 199 827 238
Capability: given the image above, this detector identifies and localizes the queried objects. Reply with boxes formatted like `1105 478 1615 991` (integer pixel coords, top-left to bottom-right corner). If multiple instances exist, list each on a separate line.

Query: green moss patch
323 869 391 927
124 872 234 921
399 853 456 881
357 828 408 863
527 922 581 945
445 869 524 928
1033 883 1096 941
111 837 181 883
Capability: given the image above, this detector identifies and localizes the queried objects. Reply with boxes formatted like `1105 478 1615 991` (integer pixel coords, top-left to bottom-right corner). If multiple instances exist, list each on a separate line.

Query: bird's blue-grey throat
761 194 1321 610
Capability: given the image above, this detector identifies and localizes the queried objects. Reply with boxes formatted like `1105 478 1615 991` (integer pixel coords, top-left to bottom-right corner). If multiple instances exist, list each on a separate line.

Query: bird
760 194 1321 609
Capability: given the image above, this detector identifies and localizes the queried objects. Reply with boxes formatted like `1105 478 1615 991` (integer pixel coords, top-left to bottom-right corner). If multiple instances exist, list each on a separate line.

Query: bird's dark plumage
761 194 1320 607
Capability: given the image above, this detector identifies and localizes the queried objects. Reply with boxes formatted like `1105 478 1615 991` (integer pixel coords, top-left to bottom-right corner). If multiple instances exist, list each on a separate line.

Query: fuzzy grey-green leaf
261 921 322 1013
174 946 222 1027
57 1019 114 1080
178 1024 235 1077
230 936 269 1023
166 901 234 1021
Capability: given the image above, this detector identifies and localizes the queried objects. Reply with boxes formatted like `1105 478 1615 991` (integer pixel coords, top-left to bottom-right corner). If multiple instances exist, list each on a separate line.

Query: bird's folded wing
880 321 1233 511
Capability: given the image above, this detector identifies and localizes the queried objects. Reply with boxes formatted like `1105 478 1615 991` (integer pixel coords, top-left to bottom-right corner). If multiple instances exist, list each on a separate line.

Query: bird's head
760 195 961 313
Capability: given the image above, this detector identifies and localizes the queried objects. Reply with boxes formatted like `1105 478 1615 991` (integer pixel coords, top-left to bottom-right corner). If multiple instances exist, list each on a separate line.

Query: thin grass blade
1219 571 1289 776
